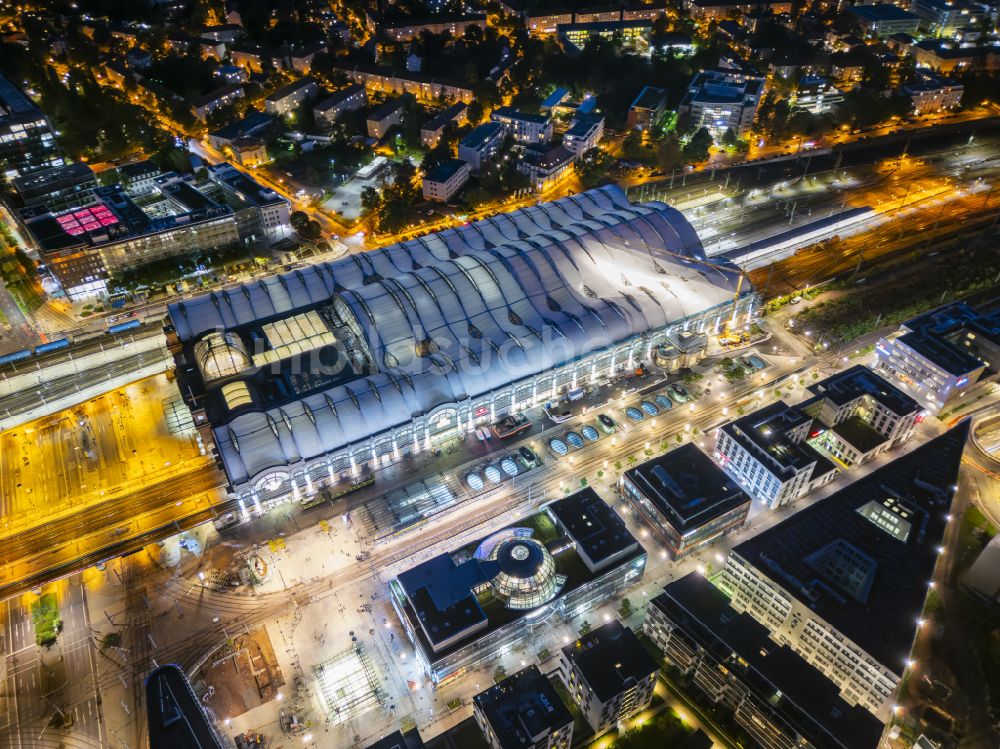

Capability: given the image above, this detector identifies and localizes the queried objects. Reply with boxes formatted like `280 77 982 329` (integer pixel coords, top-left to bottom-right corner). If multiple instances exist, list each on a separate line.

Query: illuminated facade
0 73 63 182
388 489 647 684
165 186 756 506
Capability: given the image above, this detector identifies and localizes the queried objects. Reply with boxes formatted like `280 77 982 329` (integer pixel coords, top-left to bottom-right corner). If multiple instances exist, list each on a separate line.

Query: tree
578 620 592 636
466 100 484 126
619 598 633 618
575 147 613 188
721 127 737 148
290 211 311 233
493 664 507 682
682 126 713 163
654 135 683 172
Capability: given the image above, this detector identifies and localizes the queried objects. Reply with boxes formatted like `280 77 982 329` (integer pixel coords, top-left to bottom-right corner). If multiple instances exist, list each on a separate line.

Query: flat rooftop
653 574 885 749
561 620 657 703
365 729 426 749
548 487 640 568
730 423 968 675
460 121 504 150
630 86 665 111
623 443 750 533
848 4 920 22
425 158 468 184
473 666 572 748
806 364 919 415
492 106 550 125
146 665 225 749
720 400 835 478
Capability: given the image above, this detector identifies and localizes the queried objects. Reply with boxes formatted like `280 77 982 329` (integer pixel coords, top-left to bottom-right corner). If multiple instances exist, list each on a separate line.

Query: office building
117 159 160 197
146 664 226 749
458 121 506 171
621 443 750 559
389 488 647 684
264 77 319 116
557 20 651 55
422 159 470 202
876 302 1000 410
367 96 408 139
559 621 657 736
678 69 765 139
901 72 963 114
0 73 63 182
314 84 367 128
365 729 426 749
473 666 573 749
491 107 553 144
848 5 921 37
206 163 292 244
714 401 837 508
626 86 666 131
12 162 96 210
645 574 886 749
562 115 604 155
517 144 576 192
909 0 990 37
798 365 920 461
420 102 467 148
164 185 755 502
721 424 968 717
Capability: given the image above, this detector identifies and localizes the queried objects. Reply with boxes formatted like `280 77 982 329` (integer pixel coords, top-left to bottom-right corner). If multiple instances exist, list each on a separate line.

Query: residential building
473 666 573 749
207 111 276 152
229 45 267 72
686 0 793 21
420 103 468 148
517 144 575 191
876 302 1000 409
527 12 575 36
422 159 470 202
206 163 292 244
847 5 921 37
333 62 475 104
909 0 990 37
620 443 750 559
559 621 657 736
790 76 844 113
714 401 837 508
264 77 319 116
557 20 651 55
540 88 569 113
721 424 968 718
562 114 604 155
190 84 244 121
678 69 764 139
215 64 249 84
126 47 153 70
491 107 553 144
367 97 408 139
0 73 63 182
381 14 487 42
458 122 506 171
626 86 666 131
910 40 1000 73
200 23 243 43
901 72 963 114
314 84 367 128
389 488 647 684
288 43 328 74
645 574 886 749
12 162 96 210
164 185 755 504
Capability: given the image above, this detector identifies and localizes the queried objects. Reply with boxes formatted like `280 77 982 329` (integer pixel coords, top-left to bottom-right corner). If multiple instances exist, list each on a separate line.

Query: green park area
30 592 61 647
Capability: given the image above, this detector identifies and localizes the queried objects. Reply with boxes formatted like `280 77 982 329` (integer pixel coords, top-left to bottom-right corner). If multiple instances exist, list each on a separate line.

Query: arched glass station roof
168 185 747 487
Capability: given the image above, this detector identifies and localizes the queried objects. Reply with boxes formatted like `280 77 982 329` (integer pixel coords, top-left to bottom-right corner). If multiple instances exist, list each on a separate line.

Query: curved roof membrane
169 186 747 486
